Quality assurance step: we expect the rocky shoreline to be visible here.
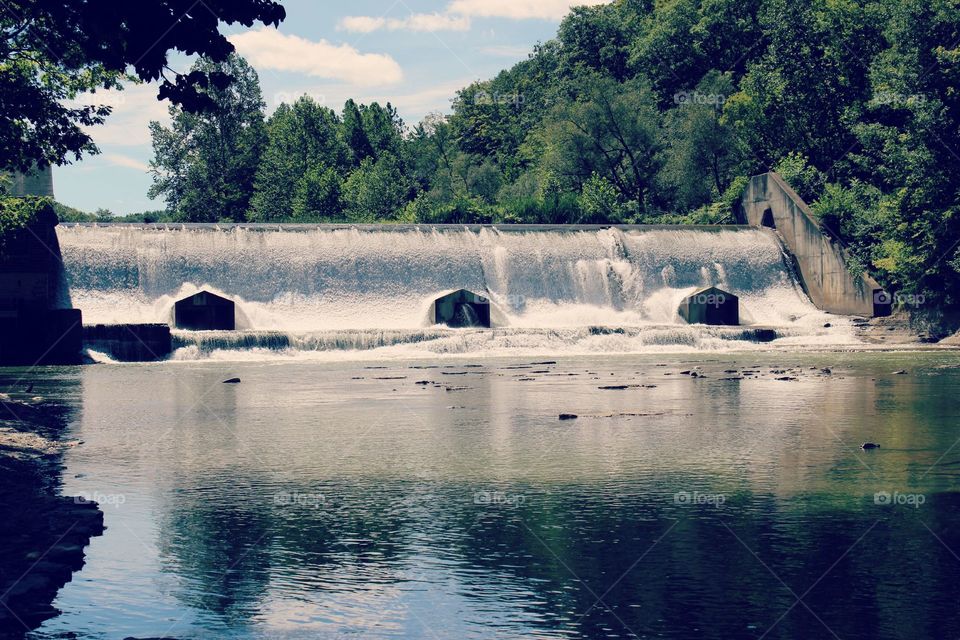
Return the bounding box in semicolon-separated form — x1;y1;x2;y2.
852;310;960;346
0;395;104;638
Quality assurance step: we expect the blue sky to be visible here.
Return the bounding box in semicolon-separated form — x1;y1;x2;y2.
56;0;608;215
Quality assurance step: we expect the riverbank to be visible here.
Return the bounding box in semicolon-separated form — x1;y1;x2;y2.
851;309;960;346
0;393;103;637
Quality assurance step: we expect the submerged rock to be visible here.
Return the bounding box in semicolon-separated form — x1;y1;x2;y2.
598;384;656;390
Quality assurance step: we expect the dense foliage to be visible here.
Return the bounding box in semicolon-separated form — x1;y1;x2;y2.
146;0;959;304
0;0;284;171
0;196;56;248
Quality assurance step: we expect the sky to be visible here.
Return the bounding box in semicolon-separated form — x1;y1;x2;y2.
55;0;609;215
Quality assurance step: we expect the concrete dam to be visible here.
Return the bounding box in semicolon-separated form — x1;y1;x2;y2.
56;223;849;360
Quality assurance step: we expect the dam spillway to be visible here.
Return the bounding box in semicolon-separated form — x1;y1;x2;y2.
55;224;844;358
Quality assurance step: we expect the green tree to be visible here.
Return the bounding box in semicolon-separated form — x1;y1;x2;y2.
661;71;743;210
292;166;342;221
0;0;284;171
530;73;662;217
362;102;404;159
557;2;635;81
248;96;347;221
578;172;627;223
843;0;960;303
630;0;763;106
342;99;374;167
148;55;266;222
722;0;885;172
406;113;463;194
342;153;411;221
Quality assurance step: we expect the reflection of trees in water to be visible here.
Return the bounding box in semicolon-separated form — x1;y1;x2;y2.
156;477;414;623
158;487;272;621
150;432;960;638
439;486;960;639
153;472;960;638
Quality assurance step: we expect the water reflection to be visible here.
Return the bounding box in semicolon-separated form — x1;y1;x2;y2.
32;354;960;638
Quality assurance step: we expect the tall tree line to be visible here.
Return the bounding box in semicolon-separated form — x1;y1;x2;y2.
147;0;960;305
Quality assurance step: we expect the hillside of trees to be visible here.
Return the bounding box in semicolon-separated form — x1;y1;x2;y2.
145;0;959;305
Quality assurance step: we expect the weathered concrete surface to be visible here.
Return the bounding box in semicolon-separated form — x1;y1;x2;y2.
678;286;739;326
740;172;888;317
61;222;755;234
0;202;68;310
83;323;172;362
0;202;82;364
9;166;54;198
0;309;83;365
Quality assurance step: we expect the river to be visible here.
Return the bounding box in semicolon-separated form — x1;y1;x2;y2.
22;350;960;639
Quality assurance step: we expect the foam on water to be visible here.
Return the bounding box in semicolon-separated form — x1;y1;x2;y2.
57;224;855;359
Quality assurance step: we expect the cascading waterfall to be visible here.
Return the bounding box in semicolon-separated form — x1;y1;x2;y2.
57;224;852;359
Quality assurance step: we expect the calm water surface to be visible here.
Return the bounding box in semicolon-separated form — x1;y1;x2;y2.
21;352;960;639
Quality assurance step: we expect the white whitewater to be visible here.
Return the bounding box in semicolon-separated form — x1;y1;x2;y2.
56;224;854;358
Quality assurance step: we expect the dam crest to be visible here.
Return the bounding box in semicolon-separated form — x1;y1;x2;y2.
56;223;847;359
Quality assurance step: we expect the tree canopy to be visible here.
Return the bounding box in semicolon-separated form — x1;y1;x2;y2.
138;0;960;307
0;0;284;171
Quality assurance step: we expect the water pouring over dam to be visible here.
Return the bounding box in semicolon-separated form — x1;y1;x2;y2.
56;224;847;359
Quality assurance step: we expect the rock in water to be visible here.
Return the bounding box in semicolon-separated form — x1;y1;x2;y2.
861;442;881;450
223;378;241;384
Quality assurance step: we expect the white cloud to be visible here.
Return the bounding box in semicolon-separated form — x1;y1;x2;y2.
448;0;611;20
379;80;471;118
229;27;403;86
339;13;471;33
340;0;612;34
338;16;386;33
403;13;471;31
103;154;150;172
72;84;170;147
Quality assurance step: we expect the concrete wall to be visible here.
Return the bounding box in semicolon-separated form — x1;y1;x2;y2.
83;324;172;362
10;166;54;198
0;202;82;364
0;203;71;310
740;172;886;317
0;309;83;365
